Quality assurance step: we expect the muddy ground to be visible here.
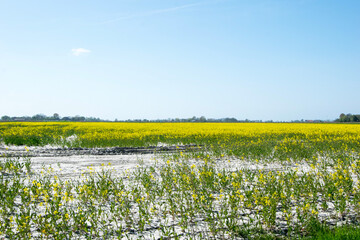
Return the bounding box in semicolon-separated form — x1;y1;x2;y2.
0;145;356;239
0;144;207;180
0;144;290;179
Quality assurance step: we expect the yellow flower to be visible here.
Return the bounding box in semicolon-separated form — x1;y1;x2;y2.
311;209;318;215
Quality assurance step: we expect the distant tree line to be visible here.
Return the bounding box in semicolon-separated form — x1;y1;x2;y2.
0;114;257;123
335;113;360;123
119;116;248;123
0;113;106;122
1;113;358;123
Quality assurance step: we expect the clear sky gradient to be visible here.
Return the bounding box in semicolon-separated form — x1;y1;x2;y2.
1;0;359;121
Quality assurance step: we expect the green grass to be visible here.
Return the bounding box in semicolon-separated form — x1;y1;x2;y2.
306;222;360;240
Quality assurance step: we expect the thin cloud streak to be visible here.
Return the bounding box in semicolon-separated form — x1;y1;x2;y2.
72;48;91;56
98;2;205;25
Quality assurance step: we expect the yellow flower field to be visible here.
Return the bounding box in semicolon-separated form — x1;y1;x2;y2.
1;122;360;160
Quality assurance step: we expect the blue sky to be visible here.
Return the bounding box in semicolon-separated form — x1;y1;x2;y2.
1;0;359;121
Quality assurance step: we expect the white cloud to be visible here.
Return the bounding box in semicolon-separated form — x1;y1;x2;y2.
99;2;207;25
72;48;91;56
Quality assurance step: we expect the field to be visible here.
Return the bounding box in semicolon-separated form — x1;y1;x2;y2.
1;122;360;239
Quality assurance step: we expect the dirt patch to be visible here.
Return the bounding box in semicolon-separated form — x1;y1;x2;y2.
0;144;202;157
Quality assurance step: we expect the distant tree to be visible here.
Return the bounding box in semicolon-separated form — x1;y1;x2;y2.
199;116;207;122
53;113;60;120
356;115;360;122
337;113;360;122
1;115;11;121
223;117;238;122
72;115;85;122
350;115;359;122
346;114;353;122
32;114;47;121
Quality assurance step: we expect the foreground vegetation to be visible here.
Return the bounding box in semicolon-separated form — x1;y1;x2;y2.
1;151;360;239
1;122;360;239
